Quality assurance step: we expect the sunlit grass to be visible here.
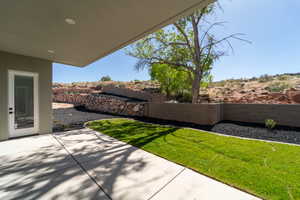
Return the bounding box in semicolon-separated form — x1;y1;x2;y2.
87;118;300;200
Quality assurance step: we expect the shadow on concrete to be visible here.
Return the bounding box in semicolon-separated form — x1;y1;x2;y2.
0;126;179;200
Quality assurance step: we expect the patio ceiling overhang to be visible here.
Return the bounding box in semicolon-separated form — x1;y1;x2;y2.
0;0;214;67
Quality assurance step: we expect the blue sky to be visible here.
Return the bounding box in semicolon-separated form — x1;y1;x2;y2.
53;0;300;83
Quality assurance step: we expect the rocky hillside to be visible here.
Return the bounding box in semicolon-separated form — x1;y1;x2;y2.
204;73;300;104
53;80;160;94
53;73;300;104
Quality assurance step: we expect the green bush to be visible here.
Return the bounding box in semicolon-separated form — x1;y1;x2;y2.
265;119;277;130
265;82;291;92
175;90;193;103
277;75;291;81
100;75;112;82
150;64;192;99
211;80;226;87
258;74;273;83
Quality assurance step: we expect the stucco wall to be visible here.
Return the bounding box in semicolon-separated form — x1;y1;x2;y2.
146;103;222;125
0;51;52;140
145;103;300;128
102;85;165;103
223;104;300;127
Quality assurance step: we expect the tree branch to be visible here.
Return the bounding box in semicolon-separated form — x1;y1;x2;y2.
199;21;226;47
191;15;201;66
201;33;251;52
196;8;205;24
173;23;193;52
151;57;194;72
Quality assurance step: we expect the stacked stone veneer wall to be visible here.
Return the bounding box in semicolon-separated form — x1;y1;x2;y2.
102;85;165;103
53;93;145;116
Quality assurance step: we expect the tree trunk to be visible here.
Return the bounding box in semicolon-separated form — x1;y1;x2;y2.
191;72;201;104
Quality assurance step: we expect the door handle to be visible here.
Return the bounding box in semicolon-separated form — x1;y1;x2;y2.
9;111;14;114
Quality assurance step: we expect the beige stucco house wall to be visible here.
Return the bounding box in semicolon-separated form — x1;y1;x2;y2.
0;51;52;140
0;0;213;141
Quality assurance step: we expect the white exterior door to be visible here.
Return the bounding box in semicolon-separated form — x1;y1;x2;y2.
8;70;39;138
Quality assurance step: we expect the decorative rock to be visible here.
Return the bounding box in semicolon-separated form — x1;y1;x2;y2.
133;105;140;112
291;93;300;103
286;89;300;103
53;92;146;116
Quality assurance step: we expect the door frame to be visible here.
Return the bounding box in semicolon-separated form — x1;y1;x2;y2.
8;70;39;138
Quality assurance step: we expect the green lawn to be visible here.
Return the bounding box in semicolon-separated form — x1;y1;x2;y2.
87;118;300;200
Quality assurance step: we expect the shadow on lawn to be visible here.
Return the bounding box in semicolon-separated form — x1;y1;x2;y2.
0;125;178;200
89;120;179;147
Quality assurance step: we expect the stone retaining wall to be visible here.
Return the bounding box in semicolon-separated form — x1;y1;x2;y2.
53;93;145;116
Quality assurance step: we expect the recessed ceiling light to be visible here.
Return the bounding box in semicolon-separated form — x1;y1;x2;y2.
47;50;55;54
65;18;76;25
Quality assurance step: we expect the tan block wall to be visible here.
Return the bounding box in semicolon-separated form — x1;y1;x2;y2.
146;103;222;125
102;85;165;103
0;51;52;140
223;104;300;127
145;103;300;128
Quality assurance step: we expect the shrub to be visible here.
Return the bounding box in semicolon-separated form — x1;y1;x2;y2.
175;90;193;103
150;64;192;99
100;75;112;82
258;74;273;83
265;119;277;130
211;80;226;87
277;75;291;81
249;76;258;82
265;82;291;92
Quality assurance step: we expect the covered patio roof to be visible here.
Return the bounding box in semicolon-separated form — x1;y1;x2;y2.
0;0;213;67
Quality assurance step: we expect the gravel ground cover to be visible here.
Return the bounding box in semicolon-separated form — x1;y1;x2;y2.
53;103;300;145
53;103;117;131
212;121;300;145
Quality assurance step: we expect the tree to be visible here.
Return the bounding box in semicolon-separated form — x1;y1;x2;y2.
150;64;191;99
150;63;212;102
126;2;249;104
100;75;112;82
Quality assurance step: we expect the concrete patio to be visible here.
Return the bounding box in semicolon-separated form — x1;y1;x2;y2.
0;129;259;200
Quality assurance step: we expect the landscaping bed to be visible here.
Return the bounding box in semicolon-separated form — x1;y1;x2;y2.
212;121;300;145
87;118;300;200
53;103;117;132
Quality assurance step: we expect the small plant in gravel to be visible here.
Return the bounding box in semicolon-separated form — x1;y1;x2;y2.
265;119;277;130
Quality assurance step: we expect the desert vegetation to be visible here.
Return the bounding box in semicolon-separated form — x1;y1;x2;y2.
54;72;300;104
